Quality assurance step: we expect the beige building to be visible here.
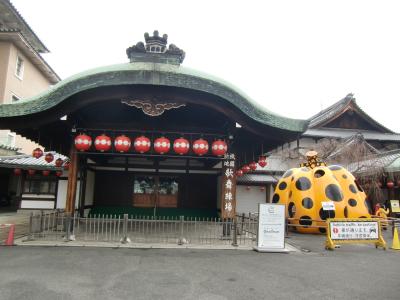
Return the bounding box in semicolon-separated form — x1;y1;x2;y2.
0;0;59;154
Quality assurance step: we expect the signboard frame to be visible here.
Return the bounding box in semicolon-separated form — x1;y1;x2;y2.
390;200;400;213
254;203;288;253
325;218;386;250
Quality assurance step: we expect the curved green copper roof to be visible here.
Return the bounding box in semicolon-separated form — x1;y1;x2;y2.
0;62;308;132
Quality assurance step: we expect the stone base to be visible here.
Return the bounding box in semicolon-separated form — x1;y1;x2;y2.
253;246;290;253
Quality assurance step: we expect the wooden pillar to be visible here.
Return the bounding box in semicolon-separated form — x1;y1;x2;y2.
65;146;78;213
220;153;237;219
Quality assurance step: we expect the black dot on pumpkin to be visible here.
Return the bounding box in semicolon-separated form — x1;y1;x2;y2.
325;184;343;202
329;165;342;171
296;177;312;191
319;208;335;220
283;170;293;178
319;228;326;234
349;184;357;194
302;197;313;209
272;193;280;203
288;202;296;218
342;174;348;179
279;181;287;190
344;206;348;218
299;216;312;226
314;169;325;178
348;199;357;207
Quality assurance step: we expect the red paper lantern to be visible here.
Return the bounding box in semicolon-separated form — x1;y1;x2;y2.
55;158;64;167
258;155;267;168
192;138;209;156
55;171;63;177
236;169;244;177
173;137;190;155
387;180;394;189
94;134;112;152
211;140;227;156
42;170;50;176
44;153;54;163
242;165;251;173
114;135;131;153
27;169;36;176
249;161;257;171
32;147;43;159
74;134;92;152
13;168;22;176
134;136;151;153
154;137;170;154
63;161;70;170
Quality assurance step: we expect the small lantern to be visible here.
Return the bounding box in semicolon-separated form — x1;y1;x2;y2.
192;138;209;156
55;158;64;167
13;168;22;176
94;134;112;152
154;137;171;154
236;169;244;177
249;161;257;171
42;170;50;176
27;169;36;176
173;137;190;155
114;135;131;153
387;180;394;189
74;134;92;152
63;161;70;170
258;155;267;168
55;171;63;177
44;153;54;163
211;140;227;156
32;147;43;159
134;136;151;153
242;165;251;174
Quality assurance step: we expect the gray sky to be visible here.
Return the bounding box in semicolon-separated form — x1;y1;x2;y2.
12;0;400;132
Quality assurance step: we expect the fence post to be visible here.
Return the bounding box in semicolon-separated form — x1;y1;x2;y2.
232;217;238;247
25;212;34;241
121;214;130;244
178;215;185;245
40;210;44;235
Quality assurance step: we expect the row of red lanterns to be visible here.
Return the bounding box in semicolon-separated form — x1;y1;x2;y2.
31;149;67;167
236;155;268;177
13;168;63;177
74;134;228;156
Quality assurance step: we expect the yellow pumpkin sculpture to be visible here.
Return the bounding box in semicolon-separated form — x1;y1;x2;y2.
272;151;371;233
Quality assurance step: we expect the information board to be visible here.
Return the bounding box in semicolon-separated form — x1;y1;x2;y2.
256;204;286;251
390;200;400;213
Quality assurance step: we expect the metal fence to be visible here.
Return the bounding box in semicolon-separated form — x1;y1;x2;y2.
26;211;258;247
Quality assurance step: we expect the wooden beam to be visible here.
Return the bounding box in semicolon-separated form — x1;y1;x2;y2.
65;145;78;213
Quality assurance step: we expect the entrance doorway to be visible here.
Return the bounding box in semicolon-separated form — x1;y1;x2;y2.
133;176;178;208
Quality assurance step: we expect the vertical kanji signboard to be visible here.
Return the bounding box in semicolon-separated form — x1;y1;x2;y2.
221;153;236;219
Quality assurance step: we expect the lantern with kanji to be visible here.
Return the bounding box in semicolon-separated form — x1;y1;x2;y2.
55;158;63;167
242;165;251;173
63;161;70;170
387;180;394;189
74;134;92;152
13;168;22;176
27;169;36;176
42;170;50;176
249;161;257;171
114;135;131;153
192;138;209;156
173;137;190;155
32;147;43;159
94;134;112;152
56;171;63;177
236;169;244;177
211;140;227;156
258;155;267;168
154;137;170;154
44;153;54;163
134;136;151;153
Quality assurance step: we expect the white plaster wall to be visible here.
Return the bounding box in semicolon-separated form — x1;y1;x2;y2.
236;185;266;214
21;200;54;209
56;179;80;209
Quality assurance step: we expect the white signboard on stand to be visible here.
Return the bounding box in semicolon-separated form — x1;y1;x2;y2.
322;201;335;211
254;203;288;253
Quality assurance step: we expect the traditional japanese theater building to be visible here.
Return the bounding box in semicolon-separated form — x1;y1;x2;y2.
0;31;307;218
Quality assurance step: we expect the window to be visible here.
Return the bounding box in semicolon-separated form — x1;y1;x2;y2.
11;94;20;102
15;56;24;79
23;177;57;195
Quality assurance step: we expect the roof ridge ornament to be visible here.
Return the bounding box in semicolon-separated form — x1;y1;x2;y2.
121;98;186;117
126;30;185;65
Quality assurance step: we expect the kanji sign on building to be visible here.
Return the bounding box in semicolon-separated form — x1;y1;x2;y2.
221;153;236;219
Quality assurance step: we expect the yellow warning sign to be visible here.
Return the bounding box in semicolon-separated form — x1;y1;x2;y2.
325;218;386;250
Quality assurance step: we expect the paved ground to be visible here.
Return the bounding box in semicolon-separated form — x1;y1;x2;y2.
0;212;29;243
0;242;399;300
